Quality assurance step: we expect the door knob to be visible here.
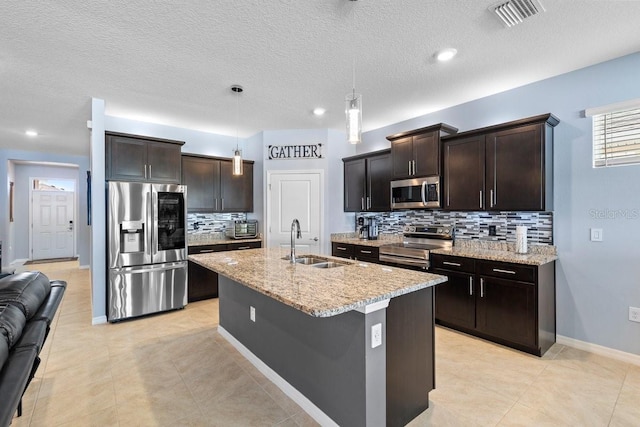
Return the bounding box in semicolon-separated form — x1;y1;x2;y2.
312;237;318;241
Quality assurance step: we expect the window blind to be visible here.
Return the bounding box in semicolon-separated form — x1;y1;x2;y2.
592;107;640;168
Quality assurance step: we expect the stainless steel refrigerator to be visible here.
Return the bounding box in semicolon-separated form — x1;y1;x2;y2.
107;181;187;321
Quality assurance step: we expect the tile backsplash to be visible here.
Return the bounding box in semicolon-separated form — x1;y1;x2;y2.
356;210;553;245
187;212;247;237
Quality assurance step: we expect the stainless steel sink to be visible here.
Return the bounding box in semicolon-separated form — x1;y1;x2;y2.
312;261;346;269
281;255;348;268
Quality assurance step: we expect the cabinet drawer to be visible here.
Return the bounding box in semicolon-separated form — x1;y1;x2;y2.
354;245;379;261
188;244;227;255
332;242;354;258
477;261;535;283
227;241;261;251
430;254;475;273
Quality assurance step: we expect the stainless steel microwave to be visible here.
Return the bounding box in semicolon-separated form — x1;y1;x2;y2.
390;176;441;209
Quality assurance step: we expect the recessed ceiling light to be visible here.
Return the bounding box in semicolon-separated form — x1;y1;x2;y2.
313;107;326;116
25;130;38;137
435;48;458;62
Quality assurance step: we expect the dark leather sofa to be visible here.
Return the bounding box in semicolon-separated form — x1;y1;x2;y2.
0;271;66;427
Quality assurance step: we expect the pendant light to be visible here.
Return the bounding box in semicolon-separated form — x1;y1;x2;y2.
345;0;362;144
231;84;244;176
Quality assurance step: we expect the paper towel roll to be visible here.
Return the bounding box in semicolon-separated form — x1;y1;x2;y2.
515;226;528;254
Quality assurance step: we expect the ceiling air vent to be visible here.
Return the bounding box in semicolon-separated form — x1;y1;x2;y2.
491;0;545;27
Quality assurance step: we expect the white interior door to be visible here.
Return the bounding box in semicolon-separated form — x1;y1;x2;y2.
32;190;75;260
267;171;322;255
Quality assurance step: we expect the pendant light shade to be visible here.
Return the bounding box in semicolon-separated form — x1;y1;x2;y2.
231;84;244;176
345;91;362;144
232;148;243;175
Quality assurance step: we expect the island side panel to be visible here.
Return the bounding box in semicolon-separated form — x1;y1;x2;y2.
386;286;435;427
218;276;386;427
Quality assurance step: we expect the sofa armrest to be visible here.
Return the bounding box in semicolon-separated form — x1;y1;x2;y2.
0;346;38;427
32;281;67;326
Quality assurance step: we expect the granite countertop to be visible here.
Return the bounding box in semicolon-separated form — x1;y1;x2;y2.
330;233;557;266
188;237;262;247
189;247;447;318
430;247;557;266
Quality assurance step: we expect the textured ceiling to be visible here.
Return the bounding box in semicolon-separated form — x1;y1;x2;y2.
1;0;640;156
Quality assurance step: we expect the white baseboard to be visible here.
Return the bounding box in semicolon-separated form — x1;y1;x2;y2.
79;264;90;270
218;326;338;427
557;335;640;366
92;315;107;325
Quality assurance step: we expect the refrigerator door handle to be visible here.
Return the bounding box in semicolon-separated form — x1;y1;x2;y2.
152;190;158;256
115;261;187;275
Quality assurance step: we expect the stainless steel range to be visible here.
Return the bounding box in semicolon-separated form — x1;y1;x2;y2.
379;225;454;270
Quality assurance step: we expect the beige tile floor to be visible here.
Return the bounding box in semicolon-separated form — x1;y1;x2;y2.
9;260;640;426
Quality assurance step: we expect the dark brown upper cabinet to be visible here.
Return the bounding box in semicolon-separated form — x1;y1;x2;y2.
387;123;457;179
442;114;559;211
181;154;253;213
443;135;486;211
343;149;392;212
106;132;184;183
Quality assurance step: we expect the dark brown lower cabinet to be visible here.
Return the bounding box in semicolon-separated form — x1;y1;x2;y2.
432;253;555;356
434;269;476;330
331;242;379;262
188;260;220;302
188;241;262;302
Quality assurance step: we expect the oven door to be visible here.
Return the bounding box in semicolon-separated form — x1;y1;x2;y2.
390;176;440;209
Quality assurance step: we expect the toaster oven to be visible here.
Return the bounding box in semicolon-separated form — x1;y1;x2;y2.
226;220;258;239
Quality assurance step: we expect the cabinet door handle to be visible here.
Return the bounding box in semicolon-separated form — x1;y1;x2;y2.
490;189;494;208
408;161;412;176
144;164;147;179
149;164;152;178
361;197;365;211
236;246;250;250
367;197;371;209
469;276;473;296
412;160;416;176
336;246;347;251
361;250;372;254
492;268;516;274
480;278;485;297
443;261;461;267
479;190;483;209
199;249;215;253
221;198;224;210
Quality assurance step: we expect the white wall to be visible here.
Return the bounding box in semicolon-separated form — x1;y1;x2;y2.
360;52;640;356
260;129;355;254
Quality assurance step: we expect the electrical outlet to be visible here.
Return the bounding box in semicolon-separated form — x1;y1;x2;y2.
250;306;256;322
488;225;497;236
590;228;603;242
371;323;382;348
630;306;640;323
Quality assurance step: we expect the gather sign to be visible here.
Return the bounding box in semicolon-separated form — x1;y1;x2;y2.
267;144;323;160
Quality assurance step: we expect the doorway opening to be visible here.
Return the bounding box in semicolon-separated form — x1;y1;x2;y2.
30;177;77;261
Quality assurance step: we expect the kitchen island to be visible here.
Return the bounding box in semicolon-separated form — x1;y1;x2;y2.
189;247;447;427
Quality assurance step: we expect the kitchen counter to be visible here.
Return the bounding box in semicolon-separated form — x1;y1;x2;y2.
196;246;445;426
330;233;557;266
431;246;557;266
189;247;447;317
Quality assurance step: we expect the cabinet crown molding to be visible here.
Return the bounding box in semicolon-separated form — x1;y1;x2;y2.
386;123;458;141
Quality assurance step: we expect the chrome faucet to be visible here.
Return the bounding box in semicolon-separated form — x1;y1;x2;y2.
290;219;301;263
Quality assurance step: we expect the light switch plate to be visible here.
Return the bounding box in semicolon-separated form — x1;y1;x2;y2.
250;306;256;322
590;228;603;242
